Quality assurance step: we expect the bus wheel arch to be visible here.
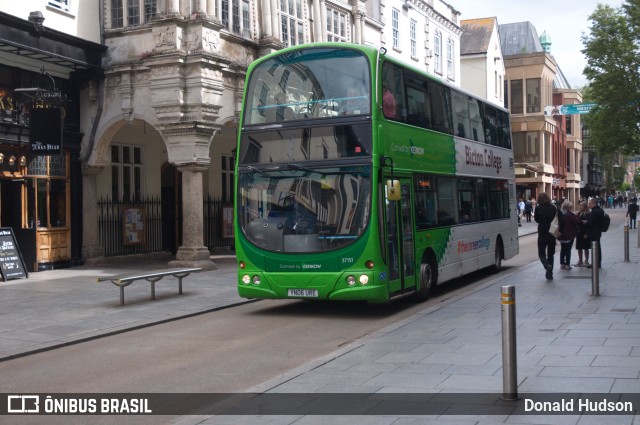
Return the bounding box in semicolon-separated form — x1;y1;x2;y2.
415;250;438;302
491;236;504;273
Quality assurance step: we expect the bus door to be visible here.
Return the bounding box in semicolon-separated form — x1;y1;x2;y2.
385;177;416;294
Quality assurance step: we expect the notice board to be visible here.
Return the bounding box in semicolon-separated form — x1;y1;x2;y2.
122;207;146;245
0;227;28;282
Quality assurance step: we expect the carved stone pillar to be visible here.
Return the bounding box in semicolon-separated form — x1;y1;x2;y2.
169;164;217;270
167;0;180;17
206;0;216;17
81;165;105;264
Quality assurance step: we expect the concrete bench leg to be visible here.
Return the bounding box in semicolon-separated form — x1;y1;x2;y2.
120;286;125;306
146;276;164;300
173;272;194;295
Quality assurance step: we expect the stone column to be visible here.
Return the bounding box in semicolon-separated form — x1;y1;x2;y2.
206;0;216;17
167;0;180;16
262;0;273;37
169;164;217;270
81;165;105;264
271;0;279;40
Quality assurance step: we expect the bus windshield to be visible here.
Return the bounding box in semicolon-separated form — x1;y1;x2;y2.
238;165;371;253
243;47;371;125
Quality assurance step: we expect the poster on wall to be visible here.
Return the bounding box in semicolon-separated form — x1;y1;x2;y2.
122;207;146;246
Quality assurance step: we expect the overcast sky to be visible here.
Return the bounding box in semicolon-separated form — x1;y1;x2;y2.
451;0;626;88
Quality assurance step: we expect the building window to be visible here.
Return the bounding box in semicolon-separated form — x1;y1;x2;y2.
566;114;572;135
526;78;541;113
111;145;144;202
127;0;140;25
48;0;71;12
222;0;251;37
279;0;304;47
222;155;234;202
327;8;348;42
510;79;523;114
446;37;454;80
434;30;442;74
26;154;70;229
392;9;399;50
410;19;417;58
110;0;157;28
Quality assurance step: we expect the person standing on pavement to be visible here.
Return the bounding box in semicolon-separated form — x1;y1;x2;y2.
558;201;578;270
583;197;604;269
626;200;638;229
574;201;590;267
535;192;564;280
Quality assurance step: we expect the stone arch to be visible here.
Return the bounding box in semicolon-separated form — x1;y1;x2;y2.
87;114;167;167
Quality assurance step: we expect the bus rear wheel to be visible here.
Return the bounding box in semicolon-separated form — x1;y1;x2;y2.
491;239;504;273
415;256;437;302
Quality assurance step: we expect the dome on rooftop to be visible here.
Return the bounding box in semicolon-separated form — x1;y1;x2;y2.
540;30;551;52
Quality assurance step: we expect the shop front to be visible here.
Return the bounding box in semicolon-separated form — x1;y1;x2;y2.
0;11;104;271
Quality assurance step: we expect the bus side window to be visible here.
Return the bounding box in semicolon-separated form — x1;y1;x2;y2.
429;80;452;135
414;174;436;229
451;91;470;138
381;62;406;121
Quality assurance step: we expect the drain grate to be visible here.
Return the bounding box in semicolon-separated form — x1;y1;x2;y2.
562;276;591;279
611;308;636;313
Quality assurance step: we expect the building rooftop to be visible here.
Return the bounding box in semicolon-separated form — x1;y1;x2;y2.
460;17;497;56
499;21;543;56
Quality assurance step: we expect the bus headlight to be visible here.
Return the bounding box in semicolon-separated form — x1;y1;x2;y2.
346;275;357;286
252;275;261;285
242;275;251;285
359;274;369;285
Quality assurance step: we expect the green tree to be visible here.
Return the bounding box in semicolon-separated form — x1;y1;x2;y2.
582;1;640;155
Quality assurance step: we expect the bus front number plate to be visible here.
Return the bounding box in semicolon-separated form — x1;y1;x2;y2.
288;289;318;298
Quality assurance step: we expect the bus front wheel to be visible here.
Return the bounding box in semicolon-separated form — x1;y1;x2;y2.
415;255;437;302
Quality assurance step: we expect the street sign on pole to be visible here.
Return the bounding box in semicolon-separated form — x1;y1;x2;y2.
543;103;596;116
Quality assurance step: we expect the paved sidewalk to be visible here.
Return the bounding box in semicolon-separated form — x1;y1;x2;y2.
0;254;247;360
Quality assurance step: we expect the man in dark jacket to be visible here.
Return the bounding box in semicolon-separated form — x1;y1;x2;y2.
535;192;564;280
584;197;604;268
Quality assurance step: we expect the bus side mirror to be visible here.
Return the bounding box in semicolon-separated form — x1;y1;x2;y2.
386;180;401;201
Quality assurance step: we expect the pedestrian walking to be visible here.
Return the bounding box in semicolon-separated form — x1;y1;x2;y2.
626;200;638;229
558;201;578;270
530;197;536;218
535;192;564;280
517;198;525;227
524;199;533;222
584;197;604;269
574;200;590;267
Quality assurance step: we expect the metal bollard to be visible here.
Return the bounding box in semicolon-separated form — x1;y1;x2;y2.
501;285;519;400
591;241;599;296
624;225;630;262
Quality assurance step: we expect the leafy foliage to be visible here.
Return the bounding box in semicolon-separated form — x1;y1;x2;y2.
582;2;640;155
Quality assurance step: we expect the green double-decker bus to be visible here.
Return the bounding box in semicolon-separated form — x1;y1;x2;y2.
235;43;519;303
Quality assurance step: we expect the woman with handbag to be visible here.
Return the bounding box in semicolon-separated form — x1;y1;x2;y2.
535;192;564;280
574;201;590;267
558;201;578;270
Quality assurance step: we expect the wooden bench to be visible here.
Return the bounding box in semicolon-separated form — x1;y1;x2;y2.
96;268;202;305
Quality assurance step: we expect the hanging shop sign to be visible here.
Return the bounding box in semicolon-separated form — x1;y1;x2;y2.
29;107;63;155
14;67;66;156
